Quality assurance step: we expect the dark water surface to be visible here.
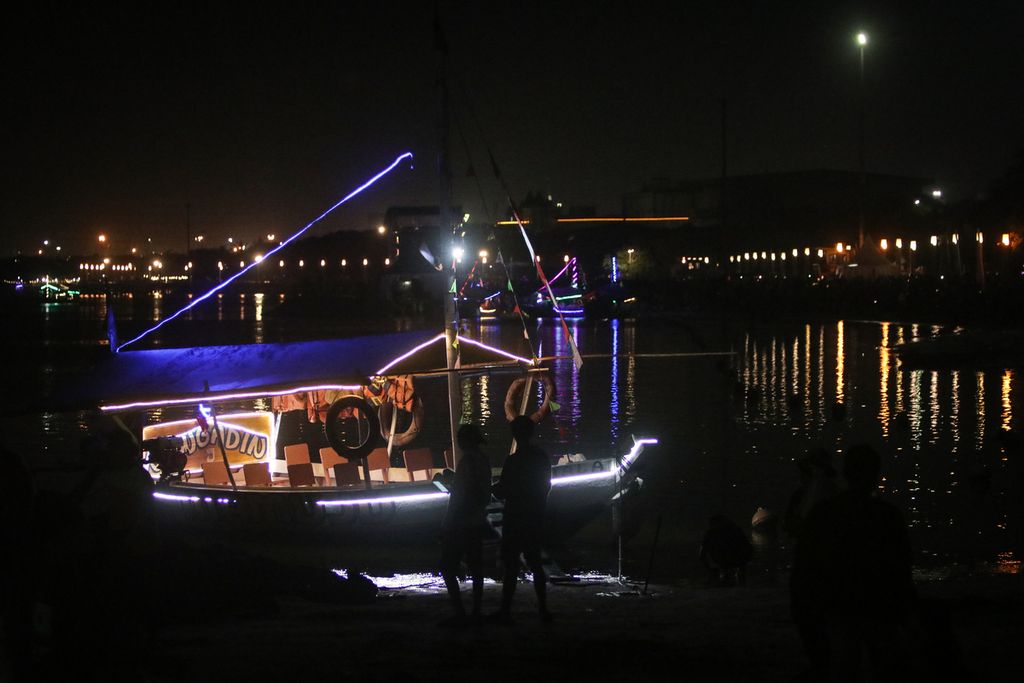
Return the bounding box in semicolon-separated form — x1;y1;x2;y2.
4;292;1021;581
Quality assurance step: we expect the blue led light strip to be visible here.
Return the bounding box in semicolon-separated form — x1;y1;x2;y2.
116;152;414;352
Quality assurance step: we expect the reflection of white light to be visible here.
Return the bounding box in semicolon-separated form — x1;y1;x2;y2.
153;492;232;505
375;334;446;375
551;437;658;486
317;491;448;507
457;336;534;365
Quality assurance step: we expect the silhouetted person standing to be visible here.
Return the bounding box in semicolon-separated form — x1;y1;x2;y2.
791;444;915;682
439;424;492;624
492;416;552;623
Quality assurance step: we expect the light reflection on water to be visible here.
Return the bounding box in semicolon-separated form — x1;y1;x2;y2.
8;308;1022;577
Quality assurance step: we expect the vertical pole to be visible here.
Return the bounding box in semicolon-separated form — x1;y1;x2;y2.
720;98;728;268
186;203;192;293
858;45;866;249
436;11;461;465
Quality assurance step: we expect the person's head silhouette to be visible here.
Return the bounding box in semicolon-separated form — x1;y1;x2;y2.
843;444;880;495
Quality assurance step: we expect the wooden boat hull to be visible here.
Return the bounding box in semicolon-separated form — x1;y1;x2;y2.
150;440;656;548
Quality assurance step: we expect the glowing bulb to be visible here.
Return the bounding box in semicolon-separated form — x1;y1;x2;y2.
836;242;844;254
857;32;868;46
452;246;465;262
880;239;888;250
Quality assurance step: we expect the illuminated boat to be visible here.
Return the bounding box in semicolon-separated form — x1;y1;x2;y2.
69;329;657;546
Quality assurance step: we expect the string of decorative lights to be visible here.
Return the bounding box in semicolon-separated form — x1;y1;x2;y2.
115;152;414;352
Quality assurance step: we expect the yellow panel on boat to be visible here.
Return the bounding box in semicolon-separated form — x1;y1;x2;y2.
142;411;275;467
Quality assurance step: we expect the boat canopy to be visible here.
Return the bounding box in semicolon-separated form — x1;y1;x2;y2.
56;330;535;413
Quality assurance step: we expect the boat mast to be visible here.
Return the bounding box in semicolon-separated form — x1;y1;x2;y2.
436;12;461;466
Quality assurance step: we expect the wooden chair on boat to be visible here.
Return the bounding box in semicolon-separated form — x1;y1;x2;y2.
202;461;230;486
287;463;316;487
332;462;362;486
242;462;272;487
366;447;390;484
403;447;435;482
284;443;311;466
319;447;347;485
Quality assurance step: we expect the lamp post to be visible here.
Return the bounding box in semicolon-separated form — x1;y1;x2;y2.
856;32;868;248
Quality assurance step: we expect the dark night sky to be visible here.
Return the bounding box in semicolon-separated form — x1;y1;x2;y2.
3;1;1022;255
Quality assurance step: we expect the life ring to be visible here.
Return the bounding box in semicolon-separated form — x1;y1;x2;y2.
378;396;425;448
325;396;380;461
504;374;555;423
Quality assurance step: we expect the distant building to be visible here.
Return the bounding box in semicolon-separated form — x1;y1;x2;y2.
622;169;932;254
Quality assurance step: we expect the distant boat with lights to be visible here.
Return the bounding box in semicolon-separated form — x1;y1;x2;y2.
65;329;656;546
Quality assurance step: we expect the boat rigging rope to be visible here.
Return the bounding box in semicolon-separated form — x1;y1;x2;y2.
115;152;414;352
451;97;535;352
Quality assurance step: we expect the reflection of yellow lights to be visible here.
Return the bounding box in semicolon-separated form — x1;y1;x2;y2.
976;372;985;451
836;242;844;253
836;321;845;403
976;232;984;244
952;234;959;244
879;322;890;434
1002;370;1013;433
880;238;888;250
951;370;960;447
1001;233;1010;247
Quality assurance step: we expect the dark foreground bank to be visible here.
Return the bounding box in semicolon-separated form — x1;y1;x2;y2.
5;571;1022;682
